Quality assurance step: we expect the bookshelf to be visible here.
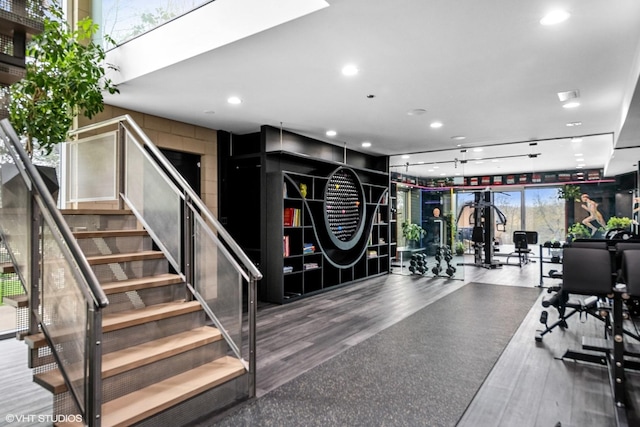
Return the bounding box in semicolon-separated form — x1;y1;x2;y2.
219;125;390;304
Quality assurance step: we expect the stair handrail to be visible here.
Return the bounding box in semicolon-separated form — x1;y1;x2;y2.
70;114;262;398
0;119;108;308
69;114;263;282
0;118;107;425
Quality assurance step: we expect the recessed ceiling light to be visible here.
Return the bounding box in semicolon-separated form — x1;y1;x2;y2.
473;148;483;152
563;101;580;109
576;158;585;162
407;108;427;116
574;153;583;156
361;141;371;148
430;121;443;128
227;96;242;104
491;159;500;163
540;10;570;26
455;172;461;176
440;173;446;176
326;130;337;137
428;169;434;172
566;121;582;127
341;64;359;76
576;165;584;169
557;90;580;102
418;161;425;164
433;166;439;169
451;136;466;140
475;161;484;164
577;164;585;167
402;154;410;159
571;137;583;143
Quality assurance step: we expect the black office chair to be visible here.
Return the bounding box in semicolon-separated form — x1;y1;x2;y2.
506;231;537;267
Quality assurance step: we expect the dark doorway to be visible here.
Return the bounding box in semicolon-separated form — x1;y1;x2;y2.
160;148;201;196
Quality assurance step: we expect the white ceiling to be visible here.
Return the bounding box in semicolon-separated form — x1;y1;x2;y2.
103;0;640;179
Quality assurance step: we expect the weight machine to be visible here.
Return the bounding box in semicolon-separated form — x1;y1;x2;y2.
535;241;640;426
456;190;507;269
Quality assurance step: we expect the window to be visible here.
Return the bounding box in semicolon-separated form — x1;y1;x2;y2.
525;187;565;243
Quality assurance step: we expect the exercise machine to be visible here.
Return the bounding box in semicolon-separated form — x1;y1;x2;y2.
537;241;640;426
456;190;507;269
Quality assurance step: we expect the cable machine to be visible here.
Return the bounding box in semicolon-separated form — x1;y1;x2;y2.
456;190;507;269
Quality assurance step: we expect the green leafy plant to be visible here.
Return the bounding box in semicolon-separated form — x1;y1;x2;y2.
557;185;582;202
455;241;465;255
606;216;632;230
402;221;426;243
6;4;119;157
567;222;591;240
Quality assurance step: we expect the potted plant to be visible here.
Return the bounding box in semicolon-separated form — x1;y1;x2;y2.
566;222;591;242
606;216;632;231
557;185;582;202
455;241;465;256
402;221;425;247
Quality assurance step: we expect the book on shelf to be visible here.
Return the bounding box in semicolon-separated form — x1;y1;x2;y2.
302;242;316;254
283;265;294;274
303;262;319;270
367;249;378;258
283;235;290;257
283;207;301;226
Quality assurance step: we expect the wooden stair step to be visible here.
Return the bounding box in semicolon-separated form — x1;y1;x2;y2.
1;251;165;273
34;326;223;394
72;229;148;239
60;209;132;215
0;262;15;274
101;273;183;295
102;300;202;333
3;294;27;308
26;300;203;348
86;250;165;265
101;356;245;427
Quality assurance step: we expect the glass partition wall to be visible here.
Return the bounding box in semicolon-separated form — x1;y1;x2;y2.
393;184;464;280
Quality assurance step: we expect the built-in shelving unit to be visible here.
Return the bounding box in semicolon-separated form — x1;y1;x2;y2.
219;125;390;304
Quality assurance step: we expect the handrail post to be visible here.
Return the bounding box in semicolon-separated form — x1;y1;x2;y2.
117;123;126;210
85;307;103;426
28;195;40;336
248;277;257;398
184;192;193;301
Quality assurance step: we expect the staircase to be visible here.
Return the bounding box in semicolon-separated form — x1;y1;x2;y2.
0;116;261;426
23;209;247;426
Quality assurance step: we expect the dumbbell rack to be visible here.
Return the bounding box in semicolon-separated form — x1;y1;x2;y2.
538;243;564;287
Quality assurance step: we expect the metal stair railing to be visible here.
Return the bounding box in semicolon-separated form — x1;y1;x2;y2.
0;119;108;426
68;115;262;398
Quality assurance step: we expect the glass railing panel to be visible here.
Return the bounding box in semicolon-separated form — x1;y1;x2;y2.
99;0;213;47
124;133;182;268
0;161;32;289
193;214;243;356
40;217;88;413
66;132;117;203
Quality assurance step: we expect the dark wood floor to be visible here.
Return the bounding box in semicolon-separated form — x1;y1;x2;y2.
252;256;640;426
1;256;638;426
